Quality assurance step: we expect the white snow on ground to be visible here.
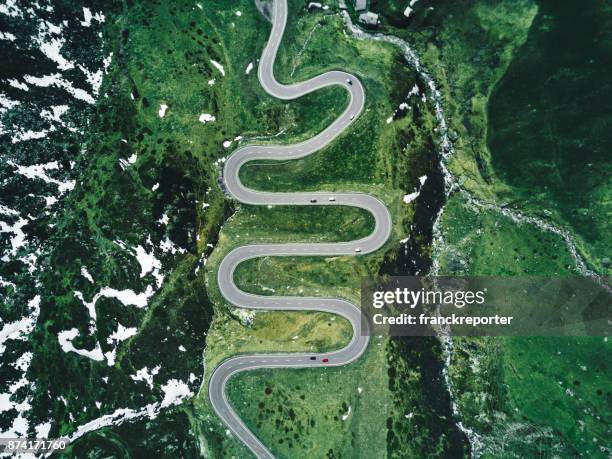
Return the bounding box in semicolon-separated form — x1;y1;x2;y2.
79;7;104;27
160;236;186;255
403;191;420;204
134;240;164;287
35;421;52;437
69;238;165;340
158;212;169;225
0;31;17;41
208;78;215;85
160;379;193;407
57;328;104;361
98;286;153;308
24;73;95;104
223;140;232;148
199;113;216;123
58;321;134;367
245;62;254;74
41;104;69;123
399;102;409;110
403;175;427;204
404;0;419;18
127;153;137;164
63;404;161;446
74;285;153;321
0;94;20;113
134;244;161;278
158;103;168;118
178;345;186;352
341;405;352;421
44;196;58;206
0;0;22;17
386;116;393;124
0;296;40;354
0;352;33;437
152;182;159;191
0;217;28;258
81;7;92;26
81;266;94;283
37;22;73;71
131;366;160;389
107;323;137;344
8;79;29;91
11;129;51;143
235;10;242;16
210;59;225;76
77;64;104;96
308;2;322;9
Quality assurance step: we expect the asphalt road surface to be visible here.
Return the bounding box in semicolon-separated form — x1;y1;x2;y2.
208;1;392;457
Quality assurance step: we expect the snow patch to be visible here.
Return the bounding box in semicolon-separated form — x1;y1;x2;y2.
81;266;94;283
131;366;160;389
199;113;216;123
160;379;193;407
107;323;137;344
0;31;17;41
402;191;420;204
160;236;186;255
0;296;40;354
210;59;225;76
58;328;104;361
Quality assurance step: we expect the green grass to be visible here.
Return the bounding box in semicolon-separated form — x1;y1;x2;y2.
226;340;390;459
235;255;365;303
225;205;375;245
487;0;612;273
437;193;611;457
193;0;442;456
436;193;576;276
366;1;612;456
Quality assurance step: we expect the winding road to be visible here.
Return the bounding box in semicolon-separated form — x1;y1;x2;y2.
208;1;392;457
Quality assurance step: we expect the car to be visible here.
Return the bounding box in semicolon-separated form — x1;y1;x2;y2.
355;248;361;253
310;198;317;203
349;114;355;120
310;356;316;361
328;197;336;202
322;358;329;363
346;78;352;85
